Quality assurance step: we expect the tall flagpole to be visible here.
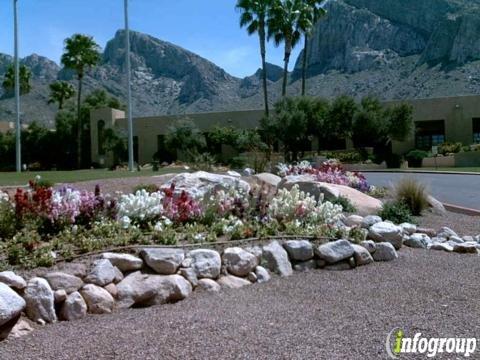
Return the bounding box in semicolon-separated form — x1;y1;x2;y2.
14;0;21;172
124;0;134;171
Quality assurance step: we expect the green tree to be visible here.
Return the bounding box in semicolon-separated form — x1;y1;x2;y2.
237;0;273;116
2;64;32;96
385;103;414;143
61;34;101;168
165;119;206;161
298;0;326;96
268;0;303;96
48;81;75;110
325;95;358;140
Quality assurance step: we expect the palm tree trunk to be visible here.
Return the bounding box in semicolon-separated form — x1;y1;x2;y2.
76;77;83;169
301;35;308;96
259;26;269;117
282;40;292;97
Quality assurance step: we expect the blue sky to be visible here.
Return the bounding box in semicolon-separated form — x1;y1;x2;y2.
0;0;301;78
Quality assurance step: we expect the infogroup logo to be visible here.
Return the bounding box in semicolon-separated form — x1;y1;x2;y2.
385;328;477;358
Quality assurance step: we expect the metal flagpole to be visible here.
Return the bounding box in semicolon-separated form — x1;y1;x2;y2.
14;0;21;172
124;0;134;171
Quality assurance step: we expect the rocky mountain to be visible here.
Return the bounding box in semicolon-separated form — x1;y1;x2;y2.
2;0;480;127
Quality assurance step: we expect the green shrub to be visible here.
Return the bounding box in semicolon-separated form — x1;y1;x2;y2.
394;178;428;216
406;149;429;168
378;201;414;224
330;196;356;213
321;150;363;163
0;200;17;240
438;142;463;155
368;186;389;199
132;184;160;194
189;152;217;171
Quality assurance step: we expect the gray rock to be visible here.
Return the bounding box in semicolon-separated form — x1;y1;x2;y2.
475;235;480;243
293;260;317;272
188;249;221;279
0;282;25;337
399;223;417;235
222;247;258;277
372;243;398;262
283;240;314;261
104;283;118;299
0;271;26;290
351;244;374;266
429;243;453;252
43;272;84;293
462;236;474;243
449;236;464;244
116;272;192;308
84;259;117;287
140;248;185;275
427;195;447;215
452;243;478;254
247;272;257;282
24;277;57;324
344;215;364;227
113;266;124;283
179;268;198;287
54;289;67;303
360;240;376;254
254;266;271;283
60;292;87;321
217;275;251;289
181;257;192;268
244;246;263;264
102;253;143;272
404;233;431;249
431;236;447;243
368;222;403;249
197;279;221;292
315;239;355;264
262;241;293;277
361;215;382;229
80;284;115;314
437;226;458;239
253;173;282;187
8;319;34;339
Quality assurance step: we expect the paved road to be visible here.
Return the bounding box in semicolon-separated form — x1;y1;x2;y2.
365;172;480;210
1;249;479;359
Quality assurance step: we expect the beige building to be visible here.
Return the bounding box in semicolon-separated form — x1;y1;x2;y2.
90;95;480;166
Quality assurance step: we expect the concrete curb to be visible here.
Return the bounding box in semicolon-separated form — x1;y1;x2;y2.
442;203;480;216
361;169;480;176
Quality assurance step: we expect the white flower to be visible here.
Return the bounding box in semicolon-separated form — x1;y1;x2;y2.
119;216;131;229
117;190;164;223
193;233;206;242
153;222;163;232
0;192;9;203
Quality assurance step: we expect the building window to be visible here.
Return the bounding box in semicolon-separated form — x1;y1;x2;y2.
415;120;445;150
97;120;106;155
473;118;480;144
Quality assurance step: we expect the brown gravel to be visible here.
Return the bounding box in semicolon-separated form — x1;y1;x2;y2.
416;210;480;236
1;248;479;359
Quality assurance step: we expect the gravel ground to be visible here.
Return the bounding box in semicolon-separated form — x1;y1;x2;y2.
1;248;479;359
416;210;480;236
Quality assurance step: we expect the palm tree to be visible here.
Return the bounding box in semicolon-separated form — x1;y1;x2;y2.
236;0;273;116
268;0;303;97
2;64;31;96
61;34;101;168
299;0;326;96
48;81;75;110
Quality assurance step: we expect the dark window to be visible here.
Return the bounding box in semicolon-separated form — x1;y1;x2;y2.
473;118;480;144
415;120;445;150
97;120;106;155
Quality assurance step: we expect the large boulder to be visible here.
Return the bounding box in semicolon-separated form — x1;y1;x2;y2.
197;279;221;292
43;272;84;294
165;171;251;199
24;277;57;324
344;215;364;227
0;271;26;290
255;266;271;283
262;241;293;277
315;239;355;264
60;292;87;321
283;240;314;262
222;247;258;277
140;248;185;275
368;222;403;249
404;233;431;249
217;275;251;289
116;272;192;308
429;242;453;252
361;215;382;228
372;243;398;261
102;253;143;272
80;284;115;314
351;244;374;266
253;173;282;187
188;249;221;279
84;259;117;287
427;195;446;215
0;283;26;340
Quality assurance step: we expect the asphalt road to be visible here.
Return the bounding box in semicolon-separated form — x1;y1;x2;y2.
365;172;480;210
1;249;479;360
